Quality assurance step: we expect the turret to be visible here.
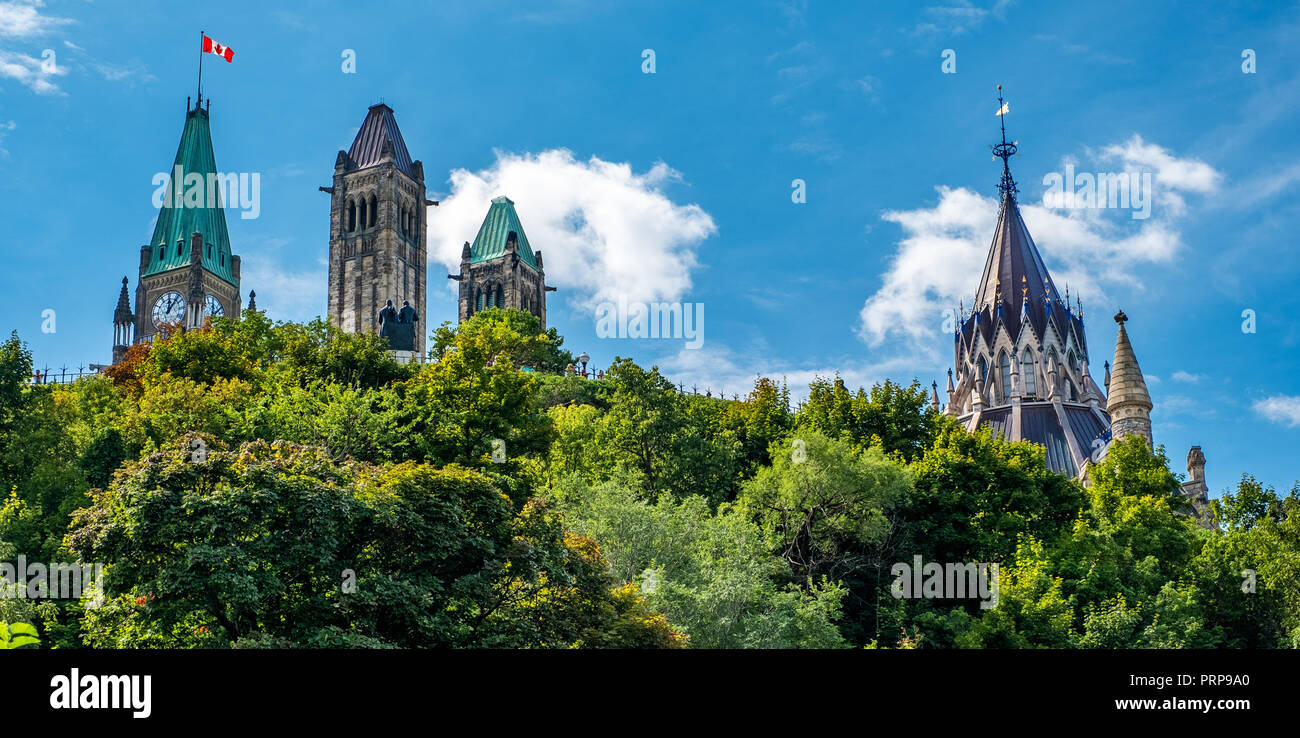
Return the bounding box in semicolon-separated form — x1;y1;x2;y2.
1181;446;1213;528
112;277;134;364
1105;310;1153;448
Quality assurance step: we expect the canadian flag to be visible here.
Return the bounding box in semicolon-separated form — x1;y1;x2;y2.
202;35;234;63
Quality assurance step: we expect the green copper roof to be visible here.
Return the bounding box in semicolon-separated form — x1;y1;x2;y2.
469;196;538;270
143;102;236;286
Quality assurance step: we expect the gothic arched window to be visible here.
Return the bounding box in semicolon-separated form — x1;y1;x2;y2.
978;355;988;385
1021;349;1036;396
496;285;505;309
999;350;1012;399
369;195;377;228
347;200;356;232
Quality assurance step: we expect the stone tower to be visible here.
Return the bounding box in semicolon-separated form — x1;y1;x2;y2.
449;196;553;328
120;94;241;358
112;277;134;364
1105;310;1153;448
942;92;1109;480
324;103;430;358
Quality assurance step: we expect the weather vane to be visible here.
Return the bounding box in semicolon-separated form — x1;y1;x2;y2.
991;85;1019;200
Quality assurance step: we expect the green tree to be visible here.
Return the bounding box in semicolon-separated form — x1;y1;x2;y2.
798;376;942;462
550;476;845;648
67;434;681;649
739;429;910;580
431;308;573;374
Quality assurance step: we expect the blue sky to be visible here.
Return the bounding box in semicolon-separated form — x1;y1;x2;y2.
2;0;1298;497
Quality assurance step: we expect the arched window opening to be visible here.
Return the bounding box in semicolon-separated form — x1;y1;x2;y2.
347;200;356;232
978;355;988;384
1021;350;1036;396
496;285;505;309
999;351;1012;399
369;196;377;228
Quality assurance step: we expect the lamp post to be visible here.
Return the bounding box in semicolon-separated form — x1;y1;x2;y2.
578;351;590;378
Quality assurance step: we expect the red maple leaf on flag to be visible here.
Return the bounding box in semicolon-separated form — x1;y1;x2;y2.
202;35;234;63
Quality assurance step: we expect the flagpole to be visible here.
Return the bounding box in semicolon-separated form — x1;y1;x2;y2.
197;30;204;106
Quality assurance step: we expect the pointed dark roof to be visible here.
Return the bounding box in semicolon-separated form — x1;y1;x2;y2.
959;191;1076;352
114;277;133;322
347;103;417;180
470;196;539;270
144;101;236;285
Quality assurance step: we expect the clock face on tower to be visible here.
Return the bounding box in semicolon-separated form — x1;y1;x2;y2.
151;291;186;328
204;294;224;318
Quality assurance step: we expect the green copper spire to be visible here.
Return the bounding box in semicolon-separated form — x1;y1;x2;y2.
143;100;236;285
469;196;538;270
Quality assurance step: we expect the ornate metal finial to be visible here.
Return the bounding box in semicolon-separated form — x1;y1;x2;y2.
991;85;1019;201
1114;309;1128;325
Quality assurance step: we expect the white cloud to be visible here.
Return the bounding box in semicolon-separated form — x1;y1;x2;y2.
1253;395;1300;428
238;237;327;323
1172;370;1202;383
93;59;154;84
0;119;15;156
1098;134;1220;216
0;1;71;39
911;1;999;36
0;47;65;94
858;135;1220;348
427;149;716;317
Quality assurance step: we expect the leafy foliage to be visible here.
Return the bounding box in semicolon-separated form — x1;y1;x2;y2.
0;312;1292;649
